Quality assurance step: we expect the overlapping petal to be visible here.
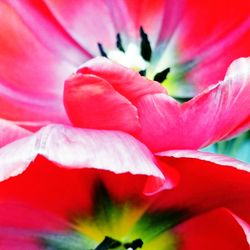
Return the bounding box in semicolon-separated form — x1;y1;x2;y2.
137;57;250;151
0;0;250;248
64;57;165;132
153;153;250;225
0;124;165;182
64;73;140;133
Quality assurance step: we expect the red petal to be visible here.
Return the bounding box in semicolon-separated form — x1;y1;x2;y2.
0;1;72;127
64;73;139;133
153;155;250;225
0;162;161;219
175;208;249;250
137;57;250;151
178;0;250;91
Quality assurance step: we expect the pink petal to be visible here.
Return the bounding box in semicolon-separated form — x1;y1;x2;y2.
5;0;91;65
175;208;249;250
0;1;73;127
77;57;165;102
0;119;31;147
137;57;250;151
0;124;164;182
177;0;250;92
44;0;117;54
64;73;139;133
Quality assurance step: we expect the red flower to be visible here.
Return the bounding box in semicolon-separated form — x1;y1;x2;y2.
1;0;250;126
0;125;250;249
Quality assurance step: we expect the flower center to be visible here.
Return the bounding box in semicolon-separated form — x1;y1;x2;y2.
97;27;196;101
97;27;171;84
40;182;179;250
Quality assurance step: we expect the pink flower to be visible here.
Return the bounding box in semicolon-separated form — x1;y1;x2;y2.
1;0;250;127
64;56;250;152
0;1;250;249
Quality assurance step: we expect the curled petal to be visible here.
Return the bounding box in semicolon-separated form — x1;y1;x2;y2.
64;73;139;133
153;153;250;225
137;57;250;151
77;57;166;103
156;150;250;173
232;214;250;246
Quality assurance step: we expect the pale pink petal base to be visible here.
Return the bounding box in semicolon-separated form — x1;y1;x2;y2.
156;150;250;173
0;119;31;147
0;124;164;183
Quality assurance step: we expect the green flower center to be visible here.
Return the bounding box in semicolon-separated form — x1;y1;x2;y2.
41;183;181;250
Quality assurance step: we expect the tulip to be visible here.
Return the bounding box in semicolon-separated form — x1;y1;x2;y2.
0;1;250;249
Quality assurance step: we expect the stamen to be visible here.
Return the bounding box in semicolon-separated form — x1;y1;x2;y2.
124;239;143;250
94;236;121;250
116;33;125;52
97;43;108;57
139;70;146;76
154;67;171;83
140;27;152;62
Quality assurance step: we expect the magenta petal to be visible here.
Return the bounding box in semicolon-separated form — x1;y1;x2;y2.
137;57;250;151
0;124;164;182
64;73;140;133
